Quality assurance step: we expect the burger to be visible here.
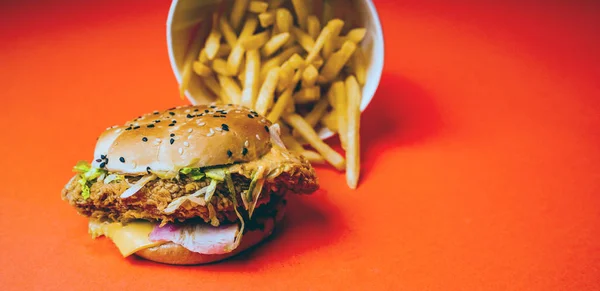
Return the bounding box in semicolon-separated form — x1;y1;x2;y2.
61;104;319;265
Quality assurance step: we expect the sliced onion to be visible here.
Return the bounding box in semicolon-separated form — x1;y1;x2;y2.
269;124;286;149
204;179;218;203
164;186;209;214
120;175;157;199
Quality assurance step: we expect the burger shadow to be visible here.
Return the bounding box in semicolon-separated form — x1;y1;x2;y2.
127;190;345;271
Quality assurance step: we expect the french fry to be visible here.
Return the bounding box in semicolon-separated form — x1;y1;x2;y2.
332;81;348;149
307;15;321;40
219;17;238;48
321;110;338;131
285;97;296;113
318;41;357;83
294;86;321;104
258;11;275;27
180;18;210;98
217;75;243;104
291;0;309;30
255;67;280;115
345;75;361;189
352;47;367;86
260;45;302;80
283;114;345;170
203;74;222;97
188;76;217;104
277;54;304;92
198;49;210;64
305;19;344;64
291;27;315;52
313;56;324;69
249;1;269;13
212;58;233;76
227;16;258;75
301;65;319;87
193;61;213;77
230;0;250;31
275;8;293;33
301;150;326;164
267;87;293;123
241;31;271;50
261;32;290;57
322;19;345;59
269;0;284;9
241;50;261;108
282;135;304;152
336;28;367;48
204;26;222;60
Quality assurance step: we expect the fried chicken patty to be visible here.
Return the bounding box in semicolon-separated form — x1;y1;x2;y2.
62;170;317;225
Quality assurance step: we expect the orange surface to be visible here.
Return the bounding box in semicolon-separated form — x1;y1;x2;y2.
1;1;599;290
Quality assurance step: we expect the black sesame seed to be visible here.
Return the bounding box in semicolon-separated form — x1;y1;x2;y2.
194;109;199;112
154;120;161;123
251;111;258;115
264;126;270;133
170;133;175;137
100;155;106;159
153;112;159;115
142;137;148;142
227;104;233;106
147;124;155;128
125;127;132;131
169;112;175;116
221;124;229;131
146;167;151;174
227;150;233;157
204;110;210;113
119;157;125;163
170;138;175;145
253;113;259;117
168;107;176;110
99;162;106;168
186;114;194;118
172;120;177;123
242;148;248;156
133;126;140;129
247;114;254;119
95;159;102;162
210;105;217;108
168;123;175;127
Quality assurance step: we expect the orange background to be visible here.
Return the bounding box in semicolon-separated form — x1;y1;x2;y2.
1;1;599;290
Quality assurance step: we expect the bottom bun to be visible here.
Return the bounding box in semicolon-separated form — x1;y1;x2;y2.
135;205;286;265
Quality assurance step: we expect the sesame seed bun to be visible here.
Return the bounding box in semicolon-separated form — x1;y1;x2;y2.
91;104;273;176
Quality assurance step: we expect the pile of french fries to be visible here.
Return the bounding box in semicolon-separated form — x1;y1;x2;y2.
180;0;366;189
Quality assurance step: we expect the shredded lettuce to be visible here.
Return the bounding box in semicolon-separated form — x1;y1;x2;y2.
224;170;245;252
164;185;208;214
104;174;124;184
72;161;107;200
205;168;225;181
180;167;206;181
204;179;219;202
247;168;266;219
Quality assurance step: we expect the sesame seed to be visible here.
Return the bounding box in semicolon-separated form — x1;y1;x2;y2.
221;124;229;131
256;134;261;140
170;138;175;145
119;157;125;163
215;127;223;132
99;162;106;168
264;126;270;133
155;120;161;123
153;111;159;115
205;110;210;113
227;150;232;157
125;127;132;131
147;167;151;174
194;109;199;112
188;128;193;133
170;133;175;137
185;109;190;113
96;159;102;162
169;124;175;127
101;155;106;159
210;105;217;108
186;114;194;118
247;114;254;119
198;122;206;126
178;148;183;155
244;140;249;147
147;124;155;128
207;129;215;137
172;120;177;123
235;110;241;113
133;126;140;129
242;148;248;155
169;112;175;116
142;137;148;142
184;141;189;147
131;162;137;168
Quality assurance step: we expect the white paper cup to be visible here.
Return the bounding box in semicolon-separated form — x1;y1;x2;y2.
166;0;384;140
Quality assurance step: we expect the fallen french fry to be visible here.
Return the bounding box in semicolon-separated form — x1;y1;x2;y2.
255;67;280;115
345;75;361;189
283;114;345;170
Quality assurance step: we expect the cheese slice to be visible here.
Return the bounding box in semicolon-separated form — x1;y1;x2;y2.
88;219;164;257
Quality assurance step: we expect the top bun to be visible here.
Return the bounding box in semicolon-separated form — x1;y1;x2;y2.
91;104;273;175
